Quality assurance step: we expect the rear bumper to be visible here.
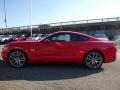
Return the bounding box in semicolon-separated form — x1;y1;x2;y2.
104;56;116;63
103;46;117;63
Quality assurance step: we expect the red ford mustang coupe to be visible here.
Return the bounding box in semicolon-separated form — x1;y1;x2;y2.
1;31;117;69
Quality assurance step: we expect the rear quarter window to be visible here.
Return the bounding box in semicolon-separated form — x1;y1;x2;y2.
70;34;89;41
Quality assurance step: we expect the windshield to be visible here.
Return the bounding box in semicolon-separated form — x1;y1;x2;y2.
37;34;51;41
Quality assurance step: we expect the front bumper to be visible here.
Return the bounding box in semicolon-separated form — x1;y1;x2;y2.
1;49;9;62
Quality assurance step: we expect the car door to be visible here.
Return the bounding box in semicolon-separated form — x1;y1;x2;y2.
36;33;73;62
69;33;90;63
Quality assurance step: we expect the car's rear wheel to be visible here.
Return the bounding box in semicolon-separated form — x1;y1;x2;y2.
84;51;103;69
8;50;27;68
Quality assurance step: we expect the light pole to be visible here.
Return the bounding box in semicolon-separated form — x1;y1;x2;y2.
30;0;32;37
4;0;7;34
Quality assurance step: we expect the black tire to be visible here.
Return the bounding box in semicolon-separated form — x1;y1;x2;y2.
84;51;103;69
8;50;27;68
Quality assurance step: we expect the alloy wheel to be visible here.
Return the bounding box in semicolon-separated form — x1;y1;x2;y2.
85;51;103;69
8;50;26;68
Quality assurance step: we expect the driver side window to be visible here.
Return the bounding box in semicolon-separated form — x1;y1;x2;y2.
50;34;70;42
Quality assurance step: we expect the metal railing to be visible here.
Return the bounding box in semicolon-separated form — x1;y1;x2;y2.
0;17;120;31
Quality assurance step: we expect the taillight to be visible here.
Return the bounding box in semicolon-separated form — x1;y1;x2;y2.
110;41;117;50
110;41;116;46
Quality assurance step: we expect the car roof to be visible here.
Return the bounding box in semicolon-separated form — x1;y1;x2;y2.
52;31;84;35
52;31;95;38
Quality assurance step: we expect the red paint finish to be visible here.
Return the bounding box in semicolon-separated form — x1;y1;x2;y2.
1;31;117;64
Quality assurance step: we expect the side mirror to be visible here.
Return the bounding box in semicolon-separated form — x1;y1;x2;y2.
43;39;50;43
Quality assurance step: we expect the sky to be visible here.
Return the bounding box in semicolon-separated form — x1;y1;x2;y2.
0;0;120;28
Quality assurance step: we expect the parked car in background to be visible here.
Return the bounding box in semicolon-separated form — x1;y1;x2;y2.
93;33;109;41
27;34;39;40
27;34;45;40
10;35;26;41
0;35;12;44
1;31;116;69
114;35;120;41
0;35;5;43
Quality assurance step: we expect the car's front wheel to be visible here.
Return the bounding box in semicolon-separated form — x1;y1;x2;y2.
84;51;103;69
8;50;27;68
